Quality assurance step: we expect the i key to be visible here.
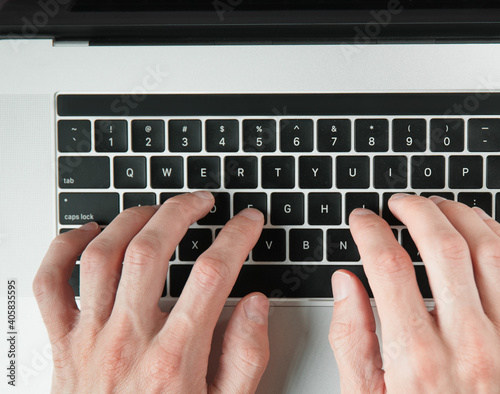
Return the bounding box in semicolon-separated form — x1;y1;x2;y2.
374;156;407;189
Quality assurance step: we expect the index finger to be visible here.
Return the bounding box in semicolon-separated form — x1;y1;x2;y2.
160;208;264;356
349;208;433;340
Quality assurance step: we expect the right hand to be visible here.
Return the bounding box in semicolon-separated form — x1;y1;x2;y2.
329;194;500;393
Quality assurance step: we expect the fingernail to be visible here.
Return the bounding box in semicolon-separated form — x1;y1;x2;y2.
332;271;351;302
429;195;446;205
193;191;213;200
239;208;264;221
351;208;375;216
80;222;98;231
243;295;269;325
390;193;410;201
473;207;491;220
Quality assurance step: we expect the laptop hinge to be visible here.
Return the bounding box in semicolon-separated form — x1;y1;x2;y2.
53;40;89;47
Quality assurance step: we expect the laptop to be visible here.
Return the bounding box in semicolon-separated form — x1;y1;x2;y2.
2;0;500;392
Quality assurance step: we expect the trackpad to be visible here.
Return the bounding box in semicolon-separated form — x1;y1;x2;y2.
208;305;341;394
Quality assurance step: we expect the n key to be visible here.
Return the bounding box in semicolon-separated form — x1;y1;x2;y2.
326;229;360;262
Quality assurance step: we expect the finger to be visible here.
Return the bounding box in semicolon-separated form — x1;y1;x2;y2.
473;207;500;237
113;192;214;318
79;205;159;323
388;195;483;316
210;293;270;394
349;208;432;339
33;222;100;343
431;198;500;326
329;270;386;394
161;208;264;363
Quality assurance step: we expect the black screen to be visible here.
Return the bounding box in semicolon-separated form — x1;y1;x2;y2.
71;0;500;12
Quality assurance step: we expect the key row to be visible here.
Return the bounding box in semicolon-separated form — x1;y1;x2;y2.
57;118;500;154
68;263;432;299
59;191;500;227
58;155;500;190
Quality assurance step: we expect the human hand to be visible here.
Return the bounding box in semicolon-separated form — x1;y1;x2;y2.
33;192;270;393
329;194;500;393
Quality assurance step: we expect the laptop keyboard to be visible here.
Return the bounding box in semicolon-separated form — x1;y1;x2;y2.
57;93;500;300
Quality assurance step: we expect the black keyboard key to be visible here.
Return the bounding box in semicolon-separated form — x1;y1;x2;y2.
114;156;146;189
271;193;304;225
308;193;341;225
458;193;493;215
317;119;351;152
59;193;119;225
95;120;128;152
420;192;455;200
468;119;500;152
59;156;110;189
243;119;276;152
151;156;184;189
198;193;230;225
160;192;182;204
336;156;370;189
401;229;422;262
355;119;389;152
123;193;156;209
170;264;432;298
299;156;332;189
233;193;267;224
58;120;91;153
430;119;464;152
69;265;80;296
253;229;286;262
168;120;202;152
487;156;500;189
262;156;295;189
411;156;445;189
187;156;221;189
224;156;258;189
280;119;313;152
374;156;407;189
326;229;360;262
289;229;323;262
345;192;380;224
496;193;500;222
179;229;212;261
206;120;239;152
132;120;165;152
392;119;426;152
449;156;483;189
382;192;415;225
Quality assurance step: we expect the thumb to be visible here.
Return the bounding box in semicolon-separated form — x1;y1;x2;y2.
210;293;270;394
329;270;385;393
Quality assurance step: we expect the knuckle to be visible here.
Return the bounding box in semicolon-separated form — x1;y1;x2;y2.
236;345;270;372
126;234;160;268
32;271;55;299
433;234;469;263
329;321;355;352
477;240;500;268
373;248;413;277
163;198;200;227
81;240;111;271
192;255;231;292
121;206;155;225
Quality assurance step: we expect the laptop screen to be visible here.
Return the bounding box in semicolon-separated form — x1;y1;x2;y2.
70;0;500;12
1;0;500;43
